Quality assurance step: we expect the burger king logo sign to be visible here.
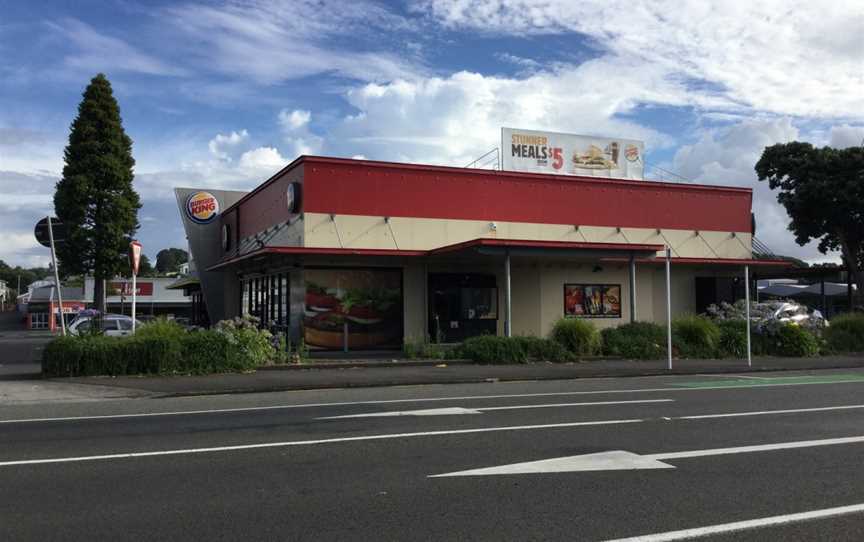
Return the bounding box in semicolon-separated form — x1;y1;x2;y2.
185;191;220;224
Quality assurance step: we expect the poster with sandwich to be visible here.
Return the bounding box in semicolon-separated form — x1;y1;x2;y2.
304;269;403;350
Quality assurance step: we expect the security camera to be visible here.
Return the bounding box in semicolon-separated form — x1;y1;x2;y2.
489;222;497;231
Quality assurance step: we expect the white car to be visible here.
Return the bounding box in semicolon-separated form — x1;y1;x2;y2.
68;314;141;337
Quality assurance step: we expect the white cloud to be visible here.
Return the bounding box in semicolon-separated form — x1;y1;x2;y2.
666;117;844;262
829;125;864;149
238;146;289;172
208;129;249;160
278;109;323;158
329;63;694;166
418;0;864;118
164;0;424;84
47;18;187;77
278;109;311;131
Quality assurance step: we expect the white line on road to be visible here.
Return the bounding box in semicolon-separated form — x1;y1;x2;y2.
431;434;864;476
318;399;674;419
602;503;864;541
677;404;864;420
0;418;643;467
3;376;864;425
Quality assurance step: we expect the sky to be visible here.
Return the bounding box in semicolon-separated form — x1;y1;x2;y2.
1;0;862;268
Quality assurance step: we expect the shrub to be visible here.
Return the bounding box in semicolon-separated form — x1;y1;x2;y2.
403;339;457;360
549;318;601;356
135;317;187;342
601;322;666;360
43;316;279;377
214;316;276;367
824;313;864;353
716;319;748;358
458;335;573;364
672;314;721;358
774;324;820;357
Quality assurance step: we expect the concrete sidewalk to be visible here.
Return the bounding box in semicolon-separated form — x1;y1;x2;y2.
59;355;864;397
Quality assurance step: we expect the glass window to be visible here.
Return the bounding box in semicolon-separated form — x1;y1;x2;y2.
118;319;133;330
102;319;118;331
460;287;498;319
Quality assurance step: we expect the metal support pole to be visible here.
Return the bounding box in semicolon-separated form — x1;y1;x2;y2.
628;252;637;323
665;247;672;370
504;251;512;338
821;276;826;315
47;216;66;336
745;265;751;367
131;272;137;334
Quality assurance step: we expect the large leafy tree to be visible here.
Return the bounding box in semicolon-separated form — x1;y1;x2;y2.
755;142;864;302
54;74;141;312
155;248;189;274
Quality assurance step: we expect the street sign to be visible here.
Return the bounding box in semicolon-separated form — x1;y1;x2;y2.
34;217;65;248
129;240;142;276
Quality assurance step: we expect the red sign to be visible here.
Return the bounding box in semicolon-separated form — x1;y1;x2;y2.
129;240;143;275
110;282;153;296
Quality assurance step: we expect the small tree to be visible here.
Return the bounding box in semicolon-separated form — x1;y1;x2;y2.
54;74;140;312
755;142;864;303
156;248;189;274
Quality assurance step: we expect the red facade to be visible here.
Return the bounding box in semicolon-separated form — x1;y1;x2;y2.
223;156;753;245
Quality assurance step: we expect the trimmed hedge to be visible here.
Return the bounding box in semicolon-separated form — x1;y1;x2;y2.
824;313;864;353
672;314;721;358
601;322;665;359
549;318;601;356
458;335;574;364
42;329;261;377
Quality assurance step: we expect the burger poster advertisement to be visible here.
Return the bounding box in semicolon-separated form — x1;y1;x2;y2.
501;127;644;180
304;269;403;350
564;284;621;318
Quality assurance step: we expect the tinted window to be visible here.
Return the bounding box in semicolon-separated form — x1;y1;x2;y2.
101;320;118;331
76;320;92;332
117;319;133;330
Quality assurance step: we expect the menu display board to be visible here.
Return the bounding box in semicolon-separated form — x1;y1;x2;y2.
501;127;644;180
564;284;621;318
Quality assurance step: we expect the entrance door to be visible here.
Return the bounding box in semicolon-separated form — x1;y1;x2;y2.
428;274;497;343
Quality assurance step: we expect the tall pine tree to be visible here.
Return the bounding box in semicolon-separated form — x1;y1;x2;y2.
55;74;141;312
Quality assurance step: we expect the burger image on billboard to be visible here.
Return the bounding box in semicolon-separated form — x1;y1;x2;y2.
186;191;220;224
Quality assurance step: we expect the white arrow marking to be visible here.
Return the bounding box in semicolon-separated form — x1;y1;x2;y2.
318;399;673;419
602;503;864;541
430;434;864;477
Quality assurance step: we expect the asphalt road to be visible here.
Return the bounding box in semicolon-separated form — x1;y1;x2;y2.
4;369;864;541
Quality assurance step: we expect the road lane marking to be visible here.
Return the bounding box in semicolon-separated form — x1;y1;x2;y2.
4;375;864;424
431;435;864;476
0;418;643;467
602;503;864;541
677;404;864;420
318;399;674;419
672;373;864;388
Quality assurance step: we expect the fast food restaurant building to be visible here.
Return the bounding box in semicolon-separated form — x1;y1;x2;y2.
176;155;784;352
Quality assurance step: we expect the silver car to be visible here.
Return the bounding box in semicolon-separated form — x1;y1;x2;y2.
68;314;141;337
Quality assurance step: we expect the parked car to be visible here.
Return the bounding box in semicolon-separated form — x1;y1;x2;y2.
68;313;142;337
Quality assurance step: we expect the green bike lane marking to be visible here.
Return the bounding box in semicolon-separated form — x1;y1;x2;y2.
671;373;864;388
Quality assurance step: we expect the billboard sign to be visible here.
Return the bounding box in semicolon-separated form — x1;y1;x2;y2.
501;127;644;180
109;282;154;297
